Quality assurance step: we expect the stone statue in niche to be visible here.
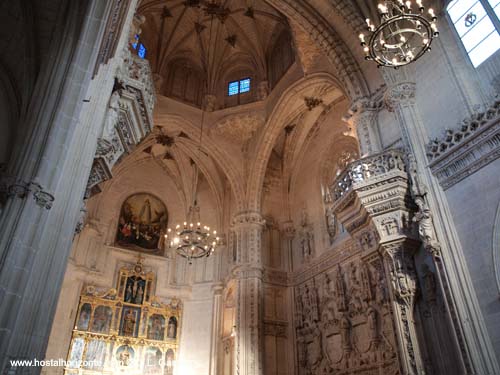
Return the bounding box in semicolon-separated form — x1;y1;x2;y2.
325;205;337;244
298;208;315;262
103;90;121;140
334;266;347;312
413;196;440;255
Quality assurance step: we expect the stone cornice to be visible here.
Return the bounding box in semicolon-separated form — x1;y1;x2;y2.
427;99;500;190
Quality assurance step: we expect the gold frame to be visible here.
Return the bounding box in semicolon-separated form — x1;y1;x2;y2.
65;258;181;374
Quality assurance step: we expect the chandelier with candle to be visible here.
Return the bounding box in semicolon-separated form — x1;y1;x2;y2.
359;0;439;67
166;192;220;264
165;1;233;264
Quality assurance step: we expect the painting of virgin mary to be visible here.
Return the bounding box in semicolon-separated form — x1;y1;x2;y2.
116;193;168;252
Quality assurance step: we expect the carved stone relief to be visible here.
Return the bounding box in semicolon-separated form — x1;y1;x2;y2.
295;256;398;375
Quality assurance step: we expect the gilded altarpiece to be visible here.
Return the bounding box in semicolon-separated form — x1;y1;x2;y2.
65;260;181;375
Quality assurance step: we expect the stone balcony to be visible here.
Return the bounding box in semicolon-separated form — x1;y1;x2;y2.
329;149;416;251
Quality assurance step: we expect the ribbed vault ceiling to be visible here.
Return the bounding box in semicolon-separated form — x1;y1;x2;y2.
138;0;289;92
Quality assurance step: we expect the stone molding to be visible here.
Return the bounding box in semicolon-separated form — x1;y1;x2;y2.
0;176;55;210
384;82;416;112
426;99;500;190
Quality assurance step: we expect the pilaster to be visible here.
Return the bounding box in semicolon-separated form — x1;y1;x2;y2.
343;98;382;157
384;80;499;374
230;212;265;375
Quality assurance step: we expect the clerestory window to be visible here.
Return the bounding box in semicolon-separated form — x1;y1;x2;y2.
447;0;500;67
228;78;251;96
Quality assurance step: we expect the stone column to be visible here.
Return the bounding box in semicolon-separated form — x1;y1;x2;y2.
210;283;224;375
230;212;265;375
343;99;382;157
380;240;424;375
384;81;499;374
0;1;139;372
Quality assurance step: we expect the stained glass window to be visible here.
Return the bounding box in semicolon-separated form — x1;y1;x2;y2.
228;81;240;96
448;0;500;67
228;78;251;96
138;43;147;59
239;78;251;93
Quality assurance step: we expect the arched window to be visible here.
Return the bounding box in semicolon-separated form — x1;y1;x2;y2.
447;0;500;66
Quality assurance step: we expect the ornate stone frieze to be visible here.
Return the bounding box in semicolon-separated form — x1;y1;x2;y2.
93;0;132;77
426;99;500;190
85;54;156;198
384;82;416;112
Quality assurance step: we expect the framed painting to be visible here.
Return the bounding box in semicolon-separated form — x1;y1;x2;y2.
116;193;168;252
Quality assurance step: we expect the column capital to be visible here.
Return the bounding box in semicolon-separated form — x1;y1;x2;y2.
231;211;265;228
211;282;225;295
384;82;416;111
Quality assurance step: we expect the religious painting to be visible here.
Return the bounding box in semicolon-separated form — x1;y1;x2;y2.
76;303;91;331
144;347;162;375
147;314;166;341
90;305;112;334
167;317;177;339
124;275;146;304
116;193;168;251
116;345;135;367
68;338;85;368
84;340;106;370
120;306;141;337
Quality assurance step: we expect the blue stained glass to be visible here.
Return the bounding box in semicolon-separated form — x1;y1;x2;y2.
239;78;251;93
138;44;147;59
228;81;239;96
132;34;139;50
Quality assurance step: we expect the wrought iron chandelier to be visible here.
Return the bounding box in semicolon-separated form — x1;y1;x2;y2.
359;0;439;67
165;2;223;264
165;191;220;264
